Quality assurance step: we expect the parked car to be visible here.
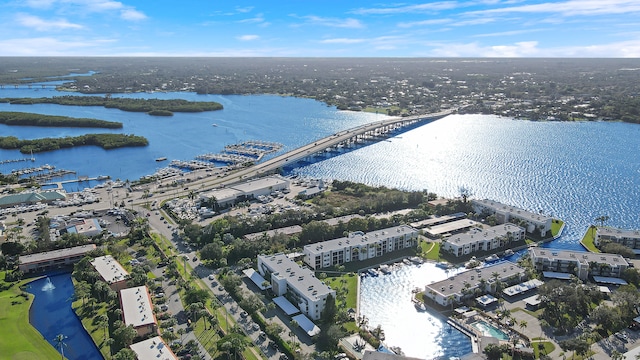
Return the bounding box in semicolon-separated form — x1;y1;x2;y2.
240;311;248;318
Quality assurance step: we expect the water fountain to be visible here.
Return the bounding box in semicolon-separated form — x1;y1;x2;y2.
41;277;56;291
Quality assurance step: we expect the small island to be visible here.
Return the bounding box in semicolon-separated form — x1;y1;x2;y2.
0;133;148;153
0;95;223;116
0;111;123;128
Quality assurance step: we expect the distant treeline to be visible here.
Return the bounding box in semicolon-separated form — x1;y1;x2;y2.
0;111;122;128
0;95;223;115
0;134;148;153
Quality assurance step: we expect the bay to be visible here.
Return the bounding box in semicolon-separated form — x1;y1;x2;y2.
1;88;640;249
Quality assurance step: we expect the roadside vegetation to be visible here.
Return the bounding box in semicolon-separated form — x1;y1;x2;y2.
0;111;123;128
0;133;148;153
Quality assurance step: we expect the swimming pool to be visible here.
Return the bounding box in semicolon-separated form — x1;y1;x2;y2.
471;321;510;341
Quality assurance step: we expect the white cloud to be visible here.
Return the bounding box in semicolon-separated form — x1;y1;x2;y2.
16;13;83;31
24;0;56;9
425;38;640;57
299;15;364;28
469;0;640;17
0;36;113;56
235;6;254;13
353;2;461;15
398;18;452;28
120;8;146;21
237;34;259;41
238;14;265;24
320;38;366;44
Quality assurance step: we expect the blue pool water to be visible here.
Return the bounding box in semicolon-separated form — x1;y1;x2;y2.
25;273;103;360
471;321;510;341
359;263;472;359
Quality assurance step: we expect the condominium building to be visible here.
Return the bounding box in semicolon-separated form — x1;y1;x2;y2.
130;336;177;360
596;227;640;254
303;225;419;270
424;261;526;307
91;255;129;291
18;244;96;273
530;248;629;281
257;253;335;321
120;285;157;337
442;223;525;257
472;199;553;236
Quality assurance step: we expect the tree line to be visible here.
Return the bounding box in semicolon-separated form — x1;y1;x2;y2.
0;95;223;115
0;133;148;153
0;111;122;128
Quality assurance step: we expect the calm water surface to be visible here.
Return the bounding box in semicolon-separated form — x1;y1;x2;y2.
359;263;471;359
24;273;102;360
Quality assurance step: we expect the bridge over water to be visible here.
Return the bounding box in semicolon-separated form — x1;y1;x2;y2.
218;108;456;182
136;109;456;203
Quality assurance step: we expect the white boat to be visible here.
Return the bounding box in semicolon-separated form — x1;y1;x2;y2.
485;254;500;262
414;301;426;311
436;262;450;269
379;264;392;274
155;157;167;162
212;123;218;127
504;249;514;256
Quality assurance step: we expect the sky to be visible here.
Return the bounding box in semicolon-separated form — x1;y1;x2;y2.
1;0;639;57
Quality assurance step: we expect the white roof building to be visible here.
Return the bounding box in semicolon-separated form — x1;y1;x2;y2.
303;225;419;270
472;199;553;236
200;176;290;207
18;244;96;273
596;226;640;253
530;248;629;281
91;255;129;291
130;336;177;360
442;223;524;257
257;253;335;320
120;285;157;337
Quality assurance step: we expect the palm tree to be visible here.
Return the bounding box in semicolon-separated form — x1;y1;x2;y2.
54;334;67;359
289;320;299;349
519;320;527;334
96;314;109;341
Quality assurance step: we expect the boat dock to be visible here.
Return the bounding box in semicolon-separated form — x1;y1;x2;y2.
447;319;480;353
0;156;36;165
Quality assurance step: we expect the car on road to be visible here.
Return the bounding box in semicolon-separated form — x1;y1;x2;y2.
155;292;165;298
615;332;628;342
208;274;215;280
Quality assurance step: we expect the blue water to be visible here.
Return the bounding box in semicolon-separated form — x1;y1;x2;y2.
359;263;472;359
25;273;103;360
471;321;510;341
2;88;640;246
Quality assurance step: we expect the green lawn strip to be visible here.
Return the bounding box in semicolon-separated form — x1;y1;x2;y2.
580;226;600;253
531;340;555;358
71;298;112;359
326;274;357;308
0;274;64;360
422;240;441;261
551;219;564;237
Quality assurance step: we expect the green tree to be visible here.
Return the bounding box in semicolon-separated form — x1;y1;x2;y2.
113;348;136;360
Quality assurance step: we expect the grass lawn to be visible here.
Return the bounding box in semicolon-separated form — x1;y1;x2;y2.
420;240;441;261
72;299;112;359
551;219;564;237
580;226;600;253
532;341;555;358
0;274;63;360
326;273;357;308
